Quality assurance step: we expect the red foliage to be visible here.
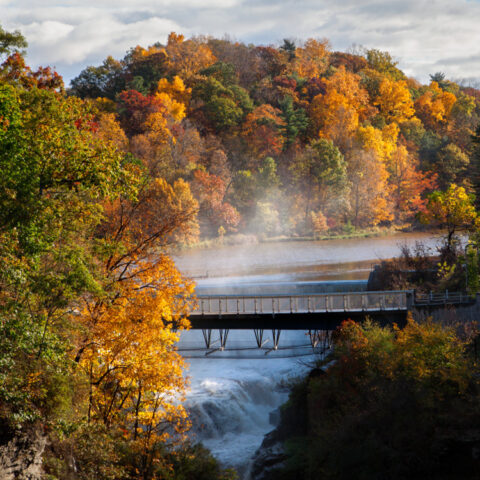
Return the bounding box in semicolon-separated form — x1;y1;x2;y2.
117;90;165;136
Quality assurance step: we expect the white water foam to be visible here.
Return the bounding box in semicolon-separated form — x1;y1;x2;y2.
180;330;314;476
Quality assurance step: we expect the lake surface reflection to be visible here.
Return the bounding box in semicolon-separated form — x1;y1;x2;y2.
174;232;444;285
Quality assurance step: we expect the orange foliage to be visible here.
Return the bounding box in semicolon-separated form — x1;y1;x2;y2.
387;145;437;223
165;32;216;79
291;38;331;78
241;104;285;157
310;66;370;146
414;82;457;129
192;170;240;233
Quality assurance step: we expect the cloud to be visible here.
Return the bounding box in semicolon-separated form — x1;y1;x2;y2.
2;0;480;85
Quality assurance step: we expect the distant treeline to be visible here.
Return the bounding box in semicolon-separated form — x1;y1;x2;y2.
68;33;480;239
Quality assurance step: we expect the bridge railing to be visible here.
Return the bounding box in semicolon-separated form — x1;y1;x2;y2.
414;291;473;306
193;291;408;316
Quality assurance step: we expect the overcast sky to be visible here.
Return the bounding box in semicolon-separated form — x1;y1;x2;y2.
2;0;480;86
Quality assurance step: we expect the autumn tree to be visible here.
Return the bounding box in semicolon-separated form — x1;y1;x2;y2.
365;48;405;80
291;38;330;79
374;77;414;124
165;32;216;79
422;184;478;249
415;81;457;130
274;317;480;480
387;145;436;223
309;66;370;149
0;77;132;424
192;169;240;234
347;148;393;227
241;104;285;158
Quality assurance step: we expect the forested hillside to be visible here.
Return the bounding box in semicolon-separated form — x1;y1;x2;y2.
69;33;480;240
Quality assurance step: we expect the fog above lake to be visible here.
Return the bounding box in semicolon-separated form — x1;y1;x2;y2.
174;232;446;283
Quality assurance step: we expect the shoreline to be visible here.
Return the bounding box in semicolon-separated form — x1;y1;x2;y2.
174;226;443;253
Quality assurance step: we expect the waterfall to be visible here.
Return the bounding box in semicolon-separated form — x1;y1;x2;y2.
179;329;315;476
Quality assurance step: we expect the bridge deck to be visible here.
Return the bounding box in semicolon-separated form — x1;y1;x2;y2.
193;291;409;316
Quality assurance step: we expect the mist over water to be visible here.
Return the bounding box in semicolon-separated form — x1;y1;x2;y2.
175;233;443;476
173;232;444;281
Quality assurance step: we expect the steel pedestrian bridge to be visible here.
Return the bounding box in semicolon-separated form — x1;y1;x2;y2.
181;290;474;355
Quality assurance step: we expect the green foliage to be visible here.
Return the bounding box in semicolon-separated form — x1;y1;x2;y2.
365;49;405;80
193;76;253;131
280;39;296;61
291;138;348;217
256;156;281;195
69;56;125;99
0;26;27;59
279;95;308;148
201;61;237;86
435;143;470;189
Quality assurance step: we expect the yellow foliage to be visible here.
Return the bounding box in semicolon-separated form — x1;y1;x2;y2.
155;76;191;122
143;111;172;144
356;124;398;163
424;184;477;234
347;149;393;226
96;112;128;151
165;32;216;79
374;78;414;124
79;256;195;443
310;210;329;236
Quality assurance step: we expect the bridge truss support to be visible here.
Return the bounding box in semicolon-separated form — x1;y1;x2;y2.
309;329;332;351
195;328;335;355
203;328;230;354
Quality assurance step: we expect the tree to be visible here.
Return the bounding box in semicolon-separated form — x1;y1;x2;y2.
165;32;216;79
291;38;330;79
347;149;393;227
414;81;457;130
374;78;414;124
291;139;349;230
192;76;253;132
365;48;405;80
0;78;132;424
309;66;370;149
279;39;296;61
423;184;478;249
192;170;240;234
435;143;470;189
387;145;437;223
241;104;285;158
0;25;27;59
472;124;480;206
76;171;198;472
279;95;308;149
70;56;125;99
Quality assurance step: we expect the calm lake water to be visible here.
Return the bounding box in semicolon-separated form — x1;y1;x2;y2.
174;232;445;284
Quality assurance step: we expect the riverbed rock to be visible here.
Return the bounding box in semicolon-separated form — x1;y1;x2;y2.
0;426;47;480
249;430;287;480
